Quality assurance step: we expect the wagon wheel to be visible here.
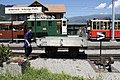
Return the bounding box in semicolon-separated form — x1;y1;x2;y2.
69;48;79;58
45;47;57;58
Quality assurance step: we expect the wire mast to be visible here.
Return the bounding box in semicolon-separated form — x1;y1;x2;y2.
111;0;116;41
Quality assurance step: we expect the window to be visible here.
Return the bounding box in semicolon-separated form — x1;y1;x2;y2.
97;22;100;29
37;21;41;26
108;22;112;29
118;22;120;29
17;15;25;21
100;21;103;29
93;22;96;29
115;22;118;30
48;21;52;26
31;21;34;26
100;21;106;30
63;21;66;26
1;26;9;30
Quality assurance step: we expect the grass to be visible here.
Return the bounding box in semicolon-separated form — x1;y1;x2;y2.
0;67;84;80
0;60;103;80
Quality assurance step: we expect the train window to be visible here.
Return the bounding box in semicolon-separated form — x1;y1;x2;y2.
48;21;52;26
17;15;24;21
37;21;41;26
31;21;34;26
97;22;100;29
97;22;103;29
118;22;120;29
2;26;9;30
101;21;104;29
96;22;98;29
93;22;96;29
104;22;108;29
87;20;91;26
100;22;106;30
63;21;66;26
108;22;112;29
115;22;118;30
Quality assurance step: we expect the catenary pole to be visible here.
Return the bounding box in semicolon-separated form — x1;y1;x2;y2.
111;0;115;41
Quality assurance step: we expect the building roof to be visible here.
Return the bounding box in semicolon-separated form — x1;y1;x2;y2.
45;4;65;13
0;21;25;26
12;1;65;13
28;0;48;10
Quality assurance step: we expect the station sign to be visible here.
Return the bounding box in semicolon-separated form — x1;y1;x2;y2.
97;32;105;40
5;7;42;14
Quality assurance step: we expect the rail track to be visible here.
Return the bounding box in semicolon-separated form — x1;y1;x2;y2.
11;50;120;61
4;41;120;61
9;44;120;50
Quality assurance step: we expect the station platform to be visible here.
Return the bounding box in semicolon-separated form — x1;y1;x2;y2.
86;40;120;47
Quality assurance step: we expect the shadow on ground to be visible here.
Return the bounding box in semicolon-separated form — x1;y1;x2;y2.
29;52;87;60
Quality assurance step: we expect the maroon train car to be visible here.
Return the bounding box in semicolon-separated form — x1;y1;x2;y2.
0;21;25;40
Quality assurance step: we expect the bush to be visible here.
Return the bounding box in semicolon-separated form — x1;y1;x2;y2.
0;44;12;62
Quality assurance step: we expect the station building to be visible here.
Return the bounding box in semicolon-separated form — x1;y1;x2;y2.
0;0;66;39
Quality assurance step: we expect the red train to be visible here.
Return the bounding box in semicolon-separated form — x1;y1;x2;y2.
87;19;120;40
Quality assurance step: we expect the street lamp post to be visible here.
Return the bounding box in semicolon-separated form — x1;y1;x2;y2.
11;15;13;42
34;13;37;42
34;2;38;42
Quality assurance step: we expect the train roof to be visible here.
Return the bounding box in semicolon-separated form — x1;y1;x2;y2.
27;18;67;21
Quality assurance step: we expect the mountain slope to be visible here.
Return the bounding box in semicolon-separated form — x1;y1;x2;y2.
68;14;120;23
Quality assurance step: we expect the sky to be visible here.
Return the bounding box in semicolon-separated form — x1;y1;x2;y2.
0;0;120;18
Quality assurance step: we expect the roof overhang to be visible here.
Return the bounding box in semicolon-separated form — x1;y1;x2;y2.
0;21;25;26
28;0;48;11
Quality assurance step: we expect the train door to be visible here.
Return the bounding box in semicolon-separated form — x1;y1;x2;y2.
47;20;57;36
56;20;62;35
41;20;48;36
